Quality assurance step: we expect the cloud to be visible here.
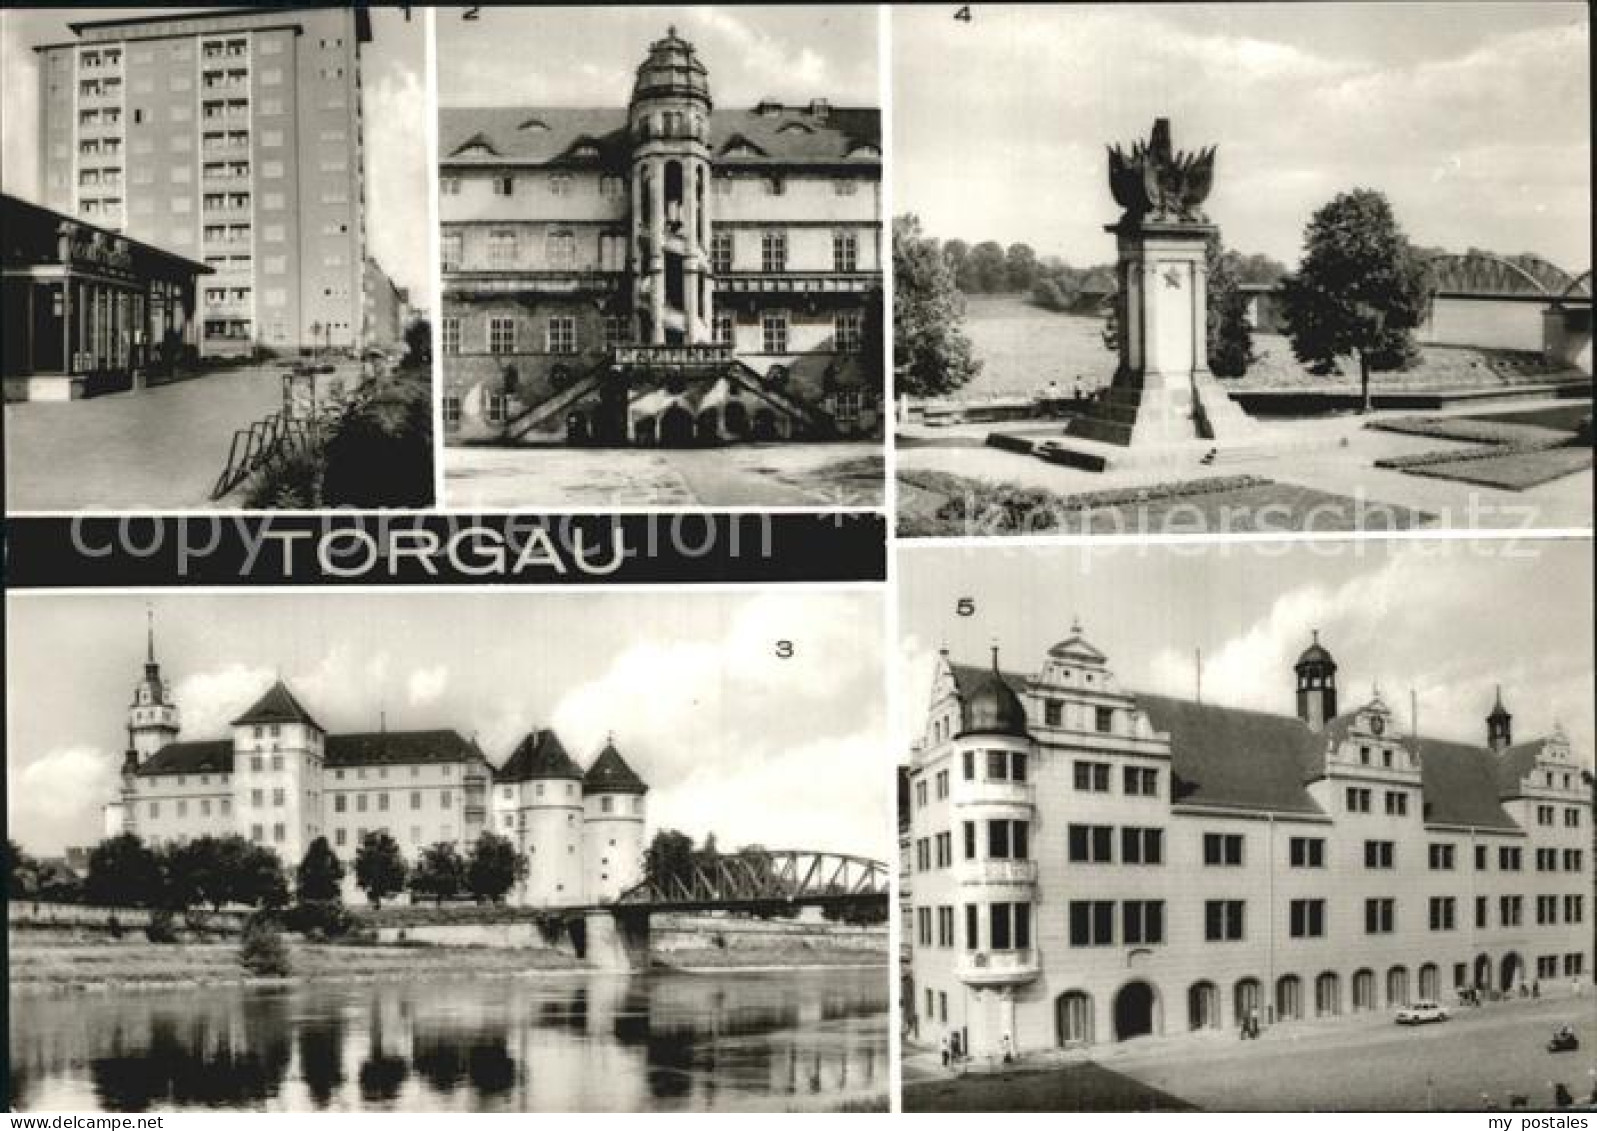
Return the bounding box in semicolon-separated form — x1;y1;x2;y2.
7;745;116;853
0;20;40;198
697;8;830;93
407;665;449;706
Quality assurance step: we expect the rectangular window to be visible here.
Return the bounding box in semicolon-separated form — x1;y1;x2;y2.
1073;761;1111;792
761;312;788;354
1363;840;1395;869
493;175;514;196
713;313;734;347
1068;900;1115;947
832;230;858;272
1476;895;1489;928
1067;824;1113;864
1120;827;1163;865
1289;837;1325;868
489;317;516;354
834;310;863;354
1499;895;1523;927
1428;843;1456;870
1498;846;1522;871
1364;898;1395;934
1123;766;1159;797
442;317;461;355
1345;787;1371;813
548;173;571;196
603;315;629;351
1123;901;1165;945
1429;896;1457;930
1044;699;1062;727
1476;844;1489;871
711;231;733;274
441;233;463;271
1289;899;1326;938
488;230;517;268
1204;900;1245;941
760;231;787;273
547;315;577;354
1203;833;1244;866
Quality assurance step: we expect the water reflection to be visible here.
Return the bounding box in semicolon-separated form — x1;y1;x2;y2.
11;967;887;1112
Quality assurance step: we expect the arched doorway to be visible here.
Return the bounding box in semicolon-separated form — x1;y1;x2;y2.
694;408;720;445
1315;972;1340;1017
1387;966;1410;1007
752;407;779;441
1056;991;1093;1047
1233;978;1261;1029
1474;954;1492;990
1500;952;1522;994
633;416;657;446
724;399;750;439
1418;963;1440;1001
1352;969;1376;1012
659;404;694;447
1275;974;1303;1022
1113;981;1157;1041
1187;981;1219;1030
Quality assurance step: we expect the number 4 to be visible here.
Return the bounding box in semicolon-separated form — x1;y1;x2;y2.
954;6;972;22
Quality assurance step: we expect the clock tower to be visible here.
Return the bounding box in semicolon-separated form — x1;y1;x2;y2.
128;609;180;762
1294;630;1338;732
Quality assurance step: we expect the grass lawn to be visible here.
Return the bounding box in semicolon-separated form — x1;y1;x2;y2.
1401;447;1595;490
1465;404;1592;434
898;470;1433;536
903;1061;1199;1113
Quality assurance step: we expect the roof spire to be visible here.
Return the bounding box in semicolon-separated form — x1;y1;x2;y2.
1071;614;1083;635
1311;628;1319;645
990;641;1001;671
146;604;155;664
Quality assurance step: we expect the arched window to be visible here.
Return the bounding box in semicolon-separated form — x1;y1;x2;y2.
1275;974;1302;1022
1188;981;1219;1030
1352;968;1376;1011
1233;978;1261;1028
1315;971;1340;1017
1418;963;1440;1002
1057;991;1093;1046
1386;965;1410;1007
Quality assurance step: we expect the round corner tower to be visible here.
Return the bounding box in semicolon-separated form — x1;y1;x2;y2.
581;738;648;903
504;729;587;907
628;27;714;346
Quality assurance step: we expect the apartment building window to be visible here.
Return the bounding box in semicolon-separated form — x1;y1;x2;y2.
1566;954;1587;977
915;839;929;872
1073;761;1111;792
713;313;734;346
1536;895;1558;925
764;175;785;196
1123;901;1165;945
441;233;463;271
761;312;788;354
833;230;858;272
935;832;952;867
1384;791;1408;816
1429;897;1457;930
1124;767;1159;796
936;906;954;947
273;824;285;843
964;904;979;949
1290;899;1326;938
1204;900;1245;941
149;801;160;819
1289;837;1325;868
915;780;928;808
1121;827;1163;865
1537;804;1555;826
989;902;1031;950
488;230;517;268
1203;833;1244;866
411;791;422;810
961;821;977;860
1498;895;1523;927
981;820;1026;860
356;794;368;813
441;791;452;809
1428;843;1456;870
1364;898;1395;934
935;769;949;799
711;231;733;274
547;315;577;354
1066;825;1112;864
1564;849;1583;871
334;794;347;813
251;789;265;808
1476;896;1488;928
834;310;863;354
493;175;514;196
272;788;285;807
760;231;787;273
1364;840;1395;869
1537;848;1557;872
1094;707;1115;733
1564;895;1584;923
1565;808;1582;828
1069;900;1115;946
489;317;516;354
442;317;461;355
1345;787;1372;813
443;395;462;430
546;230;576;269
1498;846;1522;871
251;824;263;842
335;829;347;848
1476;844;1489;871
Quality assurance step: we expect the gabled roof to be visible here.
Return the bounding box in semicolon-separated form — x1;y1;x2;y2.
1409;737;1521;830
1492;739;1547;801
326;730;484;769
134;740;234;777
437;105;881;170
496;728;584;782
230;680;323;731
584;740;648;795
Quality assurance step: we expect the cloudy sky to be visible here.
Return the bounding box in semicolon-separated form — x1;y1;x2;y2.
437;5;878;107
896;3;1590;267
0;7;431;299
6;590;888;860
898;538;1594;772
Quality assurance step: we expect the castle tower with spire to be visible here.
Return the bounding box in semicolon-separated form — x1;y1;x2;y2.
128;608;181;762
1487;686;1513;751
581;736;650;902
1294;630;1339;732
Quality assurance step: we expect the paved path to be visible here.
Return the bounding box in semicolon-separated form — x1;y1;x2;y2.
445;443;884;508
5;365;293;511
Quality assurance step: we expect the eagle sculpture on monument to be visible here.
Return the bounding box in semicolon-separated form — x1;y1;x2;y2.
1107;118;1216;223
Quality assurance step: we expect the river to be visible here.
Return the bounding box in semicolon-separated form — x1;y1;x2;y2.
9;967;888;1112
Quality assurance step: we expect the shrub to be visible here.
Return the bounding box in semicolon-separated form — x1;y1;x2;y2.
145;908;179;944
239;919;292;978
106;913;124;940
284;899;358;939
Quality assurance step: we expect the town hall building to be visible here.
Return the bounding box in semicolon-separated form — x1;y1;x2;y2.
904;624;1593;1060
438;28;884;446
105;622;648;907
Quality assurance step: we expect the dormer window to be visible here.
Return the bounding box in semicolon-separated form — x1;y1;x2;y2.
518;118;549;133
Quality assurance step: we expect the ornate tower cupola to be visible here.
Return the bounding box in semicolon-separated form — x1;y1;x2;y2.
1486;686;1513;752
1294;630;1338;732
128;608;180;762
628;27;714;346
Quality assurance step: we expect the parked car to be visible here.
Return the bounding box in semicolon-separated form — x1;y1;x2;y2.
1396;1001;1450;1025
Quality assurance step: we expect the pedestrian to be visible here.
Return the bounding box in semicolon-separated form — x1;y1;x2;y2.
1001;1032;1014;1065
1553;1083;1572;1109
940;1033;949;1068
1533;980;1540;999
1249;1009;1261;1039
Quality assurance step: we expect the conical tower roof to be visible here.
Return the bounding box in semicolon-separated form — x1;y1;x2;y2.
497;728;583;783
959;647;1029;739
584;738;648;795
230;679;323;732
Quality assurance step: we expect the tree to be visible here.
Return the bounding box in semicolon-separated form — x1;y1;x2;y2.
85;833;163;908
1206;233;1256;379
643;829;696;894
354;831;409;910
941;238;969;281
465;831;526;905
7;839;38;899
235;844;290;910
403;317;432;368
409;842;466;906
296;837;345;904
1280;189;1431;410
1004;242;1039;292
239;917;292;977
892;214;982;398
961;240;1007;293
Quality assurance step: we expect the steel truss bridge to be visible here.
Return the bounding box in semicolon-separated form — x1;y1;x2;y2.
608;850;888;913
1425;252;1591;302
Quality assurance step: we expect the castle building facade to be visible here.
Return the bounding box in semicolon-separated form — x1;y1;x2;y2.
904;625;1593;1059
105;626;649;907
438;29;884;446
33;6;382;357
